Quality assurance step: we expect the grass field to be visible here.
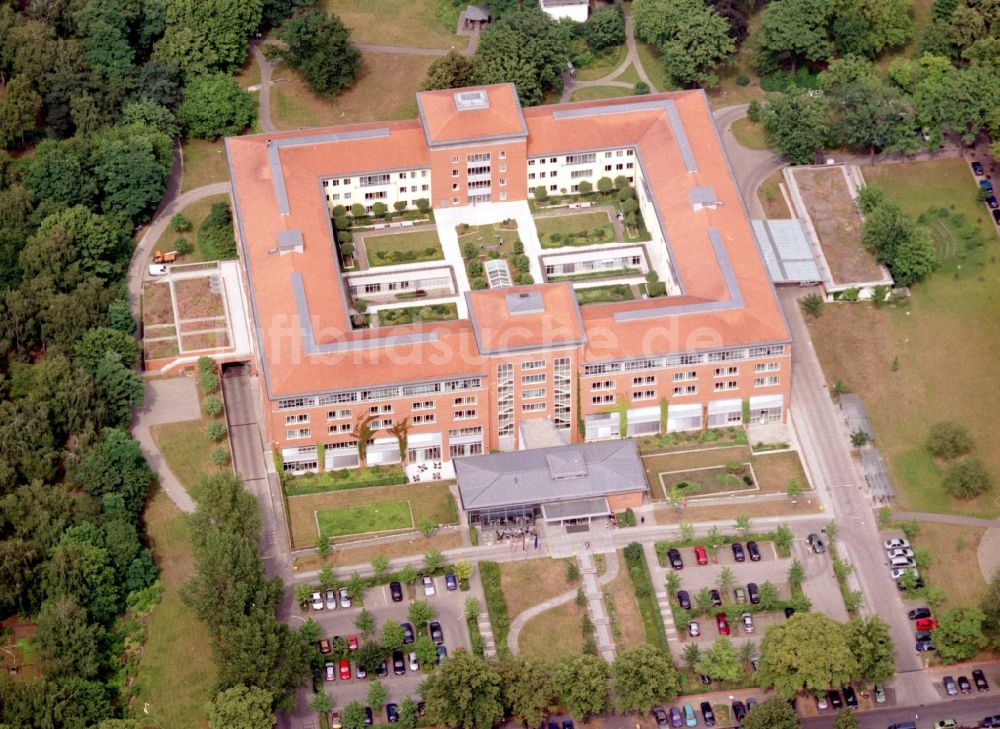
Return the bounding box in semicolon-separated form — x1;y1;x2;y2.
517;600;588;662
180;138;228;192
660;465;756;497
635;41;671;94
809;158;1000;517
270;52;434;130
288;481;454;549
323;0;464;49
758;168;792;218
500;559;577;620
645;447;809;500
151;417;230;491
574;44;627;81
130;490;213;729
570;86;632;102
535;211;617;248
603;554;648;651
316;500;413;539
575;284;635;305
730;118;769;150
653;497;821;524
363;229;444;267
912;522;988;611
616;64;641;87
152;195;230;265
293;530;462;572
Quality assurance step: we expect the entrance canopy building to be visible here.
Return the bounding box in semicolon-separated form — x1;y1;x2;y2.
454;439;647;524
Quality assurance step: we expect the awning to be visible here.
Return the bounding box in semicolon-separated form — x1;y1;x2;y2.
541;497;611;522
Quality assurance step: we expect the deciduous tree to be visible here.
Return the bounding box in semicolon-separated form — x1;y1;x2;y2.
496;655;556;727
934;606;987;663
757;612;858;697
277;10;361;97
207;685;275;729
422;650;504;729
422;50;478;91
552;653;610;719
178;73;255;139
696;637;742;682
611;644;679;711
846;616;894;682
742;696;799;729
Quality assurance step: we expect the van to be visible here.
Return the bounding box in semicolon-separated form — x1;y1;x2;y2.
887;722;916;729
148;263;168;276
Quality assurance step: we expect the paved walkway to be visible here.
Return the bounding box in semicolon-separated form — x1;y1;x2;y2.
712;104;783;218
356;44;448;57
892;511;999;528
250;40;279;134
129;378;200;513
560;16;657;103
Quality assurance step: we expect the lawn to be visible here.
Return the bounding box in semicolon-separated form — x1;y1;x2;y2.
659;465;756;497
363;228;444;267
270;52;434;130
912;522;988;611
316;500;414;539
322;0;464;49
517;601;588;662
180;138;229;192
235;54;261;89
500;558;578;620
130;490;214;729
287;481;455;549
616;64;641;86
730;117;769;150
575;284;635;305
570;86;632;102
757;168;792;218
644;446;807;500
378;303;458;327
574;44;627;81
809;158;1000;517
150;417;230;492
653;497;821;524
603;554;647;651
152;194;230;265
534;211;617;248
293;531;462;572
635;41;671;94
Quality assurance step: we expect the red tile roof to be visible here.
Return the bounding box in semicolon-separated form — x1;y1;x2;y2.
417;83;527;146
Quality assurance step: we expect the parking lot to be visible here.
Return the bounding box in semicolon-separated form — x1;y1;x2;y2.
301;573;477;716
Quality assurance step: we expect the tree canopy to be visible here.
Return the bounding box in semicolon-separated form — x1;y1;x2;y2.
178;73;256;140
756;612;859;697
611;645;679;712
422;651;505;729
276;10;362;97
633;0;734;87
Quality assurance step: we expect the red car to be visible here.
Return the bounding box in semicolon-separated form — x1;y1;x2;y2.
339;660;351;680
694;546;708;565
915;618;939;632
347;634;359;651
716;613;730;636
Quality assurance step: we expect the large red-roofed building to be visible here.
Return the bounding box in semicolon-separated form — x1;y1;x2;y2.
225;84;791;482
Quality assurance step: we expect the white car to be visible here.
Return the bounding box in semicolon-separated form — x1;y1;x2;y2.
311;591;324;610
422;575;435;596
891;567;919;580
148;263;168;276
741;612;754;633
325;588;337;610
688;621;700;637
884;538;910;550
339;587;352;608
408;651;419;671
890;555;916;568
887;548;915;559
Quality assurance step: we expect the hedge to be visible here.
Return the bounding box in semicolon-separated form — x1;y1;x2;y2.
284;465;408;496
622;543;669;652
479;561;509;656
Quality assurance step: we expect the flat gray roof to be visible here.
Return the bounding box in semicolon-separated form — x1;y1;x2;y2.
541;497;611;521
455;439;647;511
751;219;821;284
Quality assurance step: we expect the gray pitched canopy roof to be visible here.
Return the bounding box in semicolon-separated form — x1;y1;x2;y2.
455;440;647;510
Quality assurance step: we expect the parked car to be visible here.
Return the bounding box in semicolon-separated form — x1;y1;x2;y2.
318;638;331;654
915;618;939;632
700;673;712;685
958;676;972;694
311;591;324;611
347;635;359;651
916;638;935;651
392;651;405;675
892;567;920;580
700;701;716;727
933;720;957;729
709;589;722;606
445;572;458;591
899;576;925;591
682;705;696;727
993;208;1000;224
677;590;691;610
816;693;828;710
747;582;760;604
386;704;398;724
562;720;573;729
888;547;915;559
980;179;994;193
808;533;826;553
843;686;858;708
731;542;746;562
986;195;998;209
326;588;337;610
741;612;754;633
363;707;373;726
694;545;708;565
972;160;985;175
908;607;931;620
430;621;444;645
436;645;447;665
885;538;911;550
402;622;415;645
339;587;352;608
408;651;419;671
747;541;761;561
734;587;746;604
689;621;700;637
390;581;403;602
324;661;335;681
421;575;435;596
355;663;367;679
669;707;683;728
652;707;669;728
330;711;342;729
784;606;796;619
890;556;916;568
339;660;351;680
376;660;388;678
981;715;1000;727
972;668;989;691
916;630;934;642
716;613;730;636
827;690;842;709
732;701;747;722
667;548;684;570
745;697;756;711
874;683;886;703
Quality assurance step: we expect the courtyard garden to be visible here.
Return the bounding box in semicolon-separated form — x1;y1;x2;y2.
809;158;1000;517
531;178;653;243
378;303;458;327
458;222;532;288
535;211;618;248
316;500;413;539
362;228;444;267
575;284;635;305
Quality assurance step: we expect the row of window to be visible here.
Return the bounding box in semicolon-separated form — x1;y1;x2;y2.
277;378;483;410
325;170;429;188
582;346;787;376
588;376;780;405
588;364;781;392
528;150;632;167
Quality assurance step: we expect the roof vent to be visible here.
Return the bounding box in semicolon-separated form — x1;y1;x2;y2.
454;90;489;111
689;186;718;211
276;229;304;255
505;291;544;315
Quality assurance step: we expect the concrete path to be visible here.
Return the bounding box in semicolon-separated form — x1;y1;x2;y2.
559;15;657;103
129;378;200;513
355;44;448;57
891;511;999;528
250;40;279;134
712;104;784;218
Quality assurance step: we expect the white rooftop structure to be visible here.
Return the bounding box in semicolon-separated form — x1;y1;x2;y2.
751;219;822;284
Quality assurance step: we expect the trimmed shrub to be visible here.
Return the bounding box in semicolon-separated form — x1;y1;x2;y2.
206;421;227;442
479;561;509;655
203;396;223;416
209;447;230;466
926;422;974;460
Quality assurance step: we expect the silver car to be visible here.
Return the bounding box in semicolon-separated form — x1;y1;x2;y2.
311;591;324;611
741;612;754;633
422;575;436;596
887;547;914;559
339;587;352;608
325;588;337;610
